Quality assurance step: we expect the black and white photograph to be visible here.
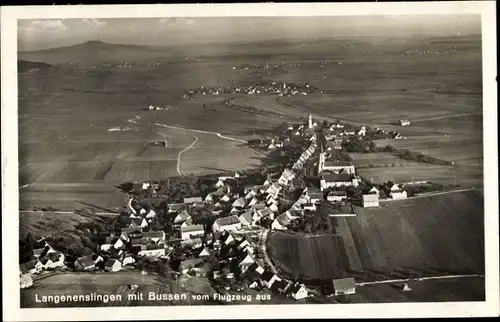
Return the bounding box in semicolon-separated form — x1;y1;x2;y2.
2;2;498;320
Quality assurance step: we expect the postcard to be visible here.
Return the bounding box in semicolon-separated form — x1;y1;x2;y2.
1;2;498;320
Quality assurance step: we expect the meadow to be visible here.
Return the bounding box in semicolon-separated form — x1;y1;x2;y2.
267;190;484;283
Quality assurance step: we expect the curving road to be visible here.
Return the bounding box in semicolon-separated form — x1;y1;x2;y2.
177;136;199;175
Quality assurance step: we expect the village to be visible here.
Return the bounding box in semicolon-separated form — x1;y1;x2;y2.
20;113;429;301
182;81;320;100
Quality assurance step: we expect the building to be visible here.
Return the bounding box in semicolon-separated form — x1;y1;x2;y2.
180;224;205;240
332;277;356;296
362;194;380;207
319;156;356;175
184;196;203;204
142;231;165;243
232;197;247;209
271;213;293;230
104;258;122;272
198;246;213;257
238;253;256;273
368;186;380;196
174;209;191;225
138;247;166;257
327;191;348;203
74;255;96;271
287;284;309;300
304;188;324;204
399;119;411;126
308;113;313;129
239;211;253;226
389;184;407;200
212;215;242;233
321;174;356;190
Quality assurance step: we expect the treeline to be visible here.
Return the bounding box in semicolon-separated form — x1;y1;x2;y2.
375;145;453;166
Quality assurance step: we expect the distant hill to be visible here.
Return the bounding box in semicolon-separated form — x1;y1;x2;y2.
17;40;171;65
18;60;52;73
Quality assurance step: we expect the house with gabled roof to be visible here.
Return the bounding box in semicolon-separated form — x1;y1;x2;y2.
104;258;122;272
198;246;213;257
327;190;348;203
181;217;194;228
181;237;203;249
174;209;191;224
287;283;309;300
232;197;247;209
332;277;356;296
74;255;96;272
184;197;203;204
180;224;205;240
138;246;166;257
239;211;253;226
213;215;242;233
321;173;356;190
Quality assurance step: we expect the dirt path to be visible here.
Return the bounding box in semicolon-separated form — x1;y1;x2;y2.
154;123;248;144
177;136;198;175
379;188;477;203
356;274;484;287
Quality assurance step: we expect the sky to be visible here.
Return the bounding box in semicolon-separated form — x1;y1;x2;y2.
17;15;481;51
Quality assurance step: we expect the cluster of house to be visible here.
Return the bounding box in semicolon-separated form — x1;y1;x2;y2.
179;230;311;301
183;81;318;99
235;60;335;71
20;240;66;288
361;183;408;207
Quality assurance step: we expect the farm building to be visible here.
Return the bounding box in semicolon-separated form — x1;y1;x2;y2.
320;174;356;190
142;231;165;243
184;197;203;204
326;141;342;151
399;119;411;126
138;247;166;257
304;188;324;204
332;277;356;296
232;197;247;209
198;246;213;257
239;211;254;226
287;284;309;300
389;184;408;200
327;191;348;203
271;213;293;230
368;186;380;196
212;215;242;233
74;255;96;272
104;258;122;272
363;194;380;208
174;209;191;224
318;154;356;174
180;224;205;240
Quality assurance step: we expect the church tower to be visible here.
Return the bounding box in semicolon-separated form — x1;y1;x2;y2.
308;113;313;129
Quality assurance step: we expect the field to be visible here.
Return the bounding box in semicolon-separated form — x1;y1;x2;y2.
357;165;482;186
341;276;485;303
267;190;484;283
19;182;127;212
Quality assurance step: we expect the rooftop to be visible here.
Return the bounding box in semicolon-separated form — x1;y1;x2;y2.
323;174;353;182
332;277;356;290
214;215;241;227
